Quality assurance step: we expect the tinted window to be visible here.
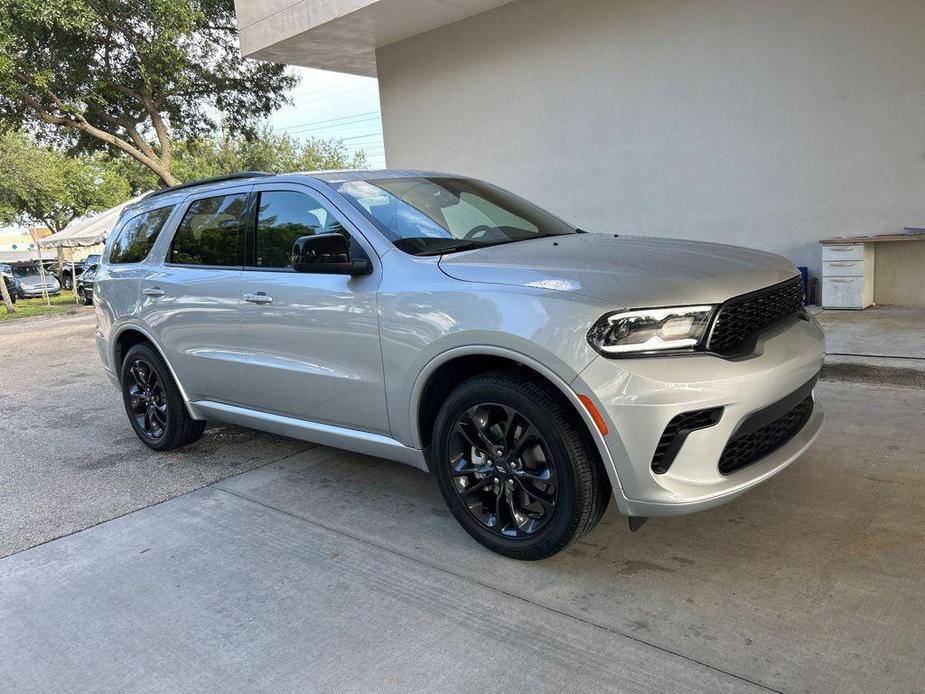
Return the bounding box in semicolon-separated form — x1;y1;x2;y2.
109;206;174;264
170;194;247;266
254;191;353;269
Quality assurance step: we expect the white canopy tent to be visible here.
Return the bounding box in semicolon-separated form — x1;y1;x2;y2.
40;194;149;249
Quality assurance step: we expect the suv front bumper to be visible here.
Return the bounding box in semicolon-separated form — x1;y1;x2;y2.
574;315;825;517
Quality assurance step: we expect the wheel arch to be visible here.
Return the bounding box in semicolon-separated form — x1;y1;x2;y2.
411;346;623;496
111;323;194;408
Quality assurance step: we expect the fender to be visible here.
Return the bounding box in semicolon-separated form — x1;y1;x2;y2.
110;321;201;419
409;345;624;498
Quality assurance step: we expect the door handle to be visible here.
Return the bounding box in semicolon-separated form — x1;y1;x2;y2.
243;292;273;305
143;287;165;297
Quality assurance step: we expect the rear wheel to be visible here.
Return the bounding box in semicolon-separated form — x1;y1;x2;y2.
120;343;205;451
432;371;609;560
63;276;73;290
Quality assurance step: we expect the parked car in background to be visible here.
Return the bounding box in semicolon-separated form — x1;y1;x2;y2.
77;263;98;305
1;264;18;303
45;255;102;290
94;170;825;560
45;260;85;290
10;263;60;298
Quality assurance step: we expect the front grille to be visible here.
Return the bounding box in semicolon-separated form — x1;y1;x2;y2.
719;388;815;476
708;277;804;356
651;407;723;474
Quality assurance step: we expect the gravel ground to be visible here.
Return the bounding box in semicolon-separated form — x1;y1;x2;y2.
0;312;312;557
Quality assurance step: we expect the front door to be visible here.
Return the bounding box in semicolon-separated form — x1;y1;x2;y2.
239;182;388;434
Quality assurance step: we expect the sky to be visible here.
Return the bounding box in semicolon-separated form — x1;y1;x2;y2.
268;66;386;169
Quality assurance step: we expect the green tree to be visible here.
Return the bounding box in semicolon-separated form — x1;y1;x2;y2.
112;128;369;192
0;129;130;232
0;0;297;186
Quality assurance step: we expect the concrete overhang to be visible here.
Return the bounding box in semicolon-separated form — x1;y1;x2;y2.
234;0;515;76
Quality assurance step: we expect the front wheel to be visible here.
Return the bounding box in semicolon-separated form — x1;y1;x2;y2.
120;343;206;451
64;276;73;290
432;371;609;560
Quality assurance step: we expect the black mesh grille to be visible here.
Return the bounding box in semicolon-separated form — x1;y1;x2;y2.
708;277;804;356
719;396;813;475
652;407;723;474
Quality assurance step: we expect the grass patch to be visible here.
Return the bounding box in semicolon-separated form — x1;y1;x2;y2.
0;291;85;322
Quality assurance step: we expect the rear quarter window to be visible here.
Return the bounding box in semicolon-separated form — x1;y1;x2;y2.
108;206;175;264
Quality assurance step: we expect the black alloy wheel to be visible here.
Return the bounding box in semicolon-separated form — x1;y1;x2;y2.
126;358;169;442
448;403;557;538
433;371;609;560
120;343;206;451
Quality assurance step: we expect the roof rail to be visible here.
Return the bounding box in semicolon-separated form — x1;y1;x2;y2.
146;171;273;199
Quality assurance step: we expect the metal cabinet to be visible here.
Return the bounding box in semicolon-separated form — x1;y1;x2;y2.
821;243;874;309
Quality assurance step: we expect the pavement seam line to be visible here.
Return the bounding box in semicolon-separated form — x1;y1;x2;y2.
211;483;784;694
0;444;317;561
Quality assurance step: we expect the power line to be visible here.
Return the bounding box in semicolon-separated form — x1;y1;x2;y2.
289;85;378;107
275;110;382;133
287;117;382;134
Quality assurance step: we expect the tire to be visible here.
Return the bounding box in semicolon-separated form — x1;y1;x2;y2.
64;276;73;290
432;371;609;560
120;343;206;451
79;289;92;305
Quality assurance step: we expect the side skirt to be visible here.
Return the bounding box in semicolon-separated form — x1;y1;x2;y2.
189;400;429;472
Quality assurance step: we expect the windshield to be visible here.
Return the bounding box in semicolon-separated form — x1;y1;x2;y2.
12;265;42;277
334;177;576;255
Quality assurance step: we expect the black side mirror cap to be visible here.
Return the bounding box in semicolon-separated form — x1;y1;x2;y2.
291;233;371;275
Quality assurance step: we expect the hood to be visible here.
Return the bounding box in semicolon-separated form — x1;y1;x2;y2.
438;234;799;308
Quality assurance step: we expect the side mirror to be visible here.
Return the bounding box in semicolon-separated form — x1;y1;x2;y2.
291;233;371;275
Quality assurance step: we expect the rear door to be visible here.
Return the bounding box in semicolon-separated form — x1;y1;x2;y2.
140;186;251;405
238;181;388;433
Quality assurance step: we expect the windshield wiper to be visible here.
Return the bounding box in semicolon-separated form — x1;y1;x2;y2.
416;241;490;256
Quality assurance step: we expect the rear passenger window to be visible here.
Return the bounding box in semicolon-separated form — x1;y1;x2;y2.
254;190;355;269
108;206;174;264
170;194;247;266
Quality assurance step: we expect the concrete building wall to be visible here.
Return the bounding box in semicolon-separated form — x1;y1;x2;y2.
376;0;925;298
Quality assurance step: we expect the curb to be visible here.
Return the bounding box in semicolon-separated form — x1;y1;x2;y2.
821;354;925;389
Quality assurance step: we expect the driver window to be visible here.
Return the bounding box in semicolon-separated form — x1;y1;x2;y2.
254;190;360;269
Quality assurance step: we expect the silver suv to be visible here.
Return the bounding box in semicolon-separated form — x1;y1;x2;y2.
95;171;825;559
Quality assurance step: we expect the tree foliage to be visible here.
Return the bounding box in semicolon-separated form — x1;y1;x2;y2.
0;129;130;231
0;0;297;185
111;128;369;193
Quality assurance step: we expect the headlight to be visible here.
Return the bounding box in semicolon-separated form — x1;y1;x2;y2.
587;305;716;356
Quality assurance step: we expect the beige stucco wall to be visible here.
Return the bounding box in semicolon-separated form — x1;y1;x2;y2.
376;0;925;301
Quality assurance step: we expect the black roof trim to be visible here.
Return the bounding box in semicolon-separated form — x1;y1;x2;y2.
146;171;273;199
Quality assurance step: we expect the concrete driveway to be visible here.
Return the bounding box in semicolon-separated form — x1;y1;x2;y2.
1;314;923;693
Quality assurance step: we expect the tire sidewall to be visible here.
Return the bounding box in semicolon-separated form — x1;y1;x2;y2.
432;378;581;556
120;344;182;451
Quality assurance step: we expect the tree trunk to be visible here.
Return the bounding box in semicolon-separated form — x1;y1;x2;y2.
0;271;14;313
